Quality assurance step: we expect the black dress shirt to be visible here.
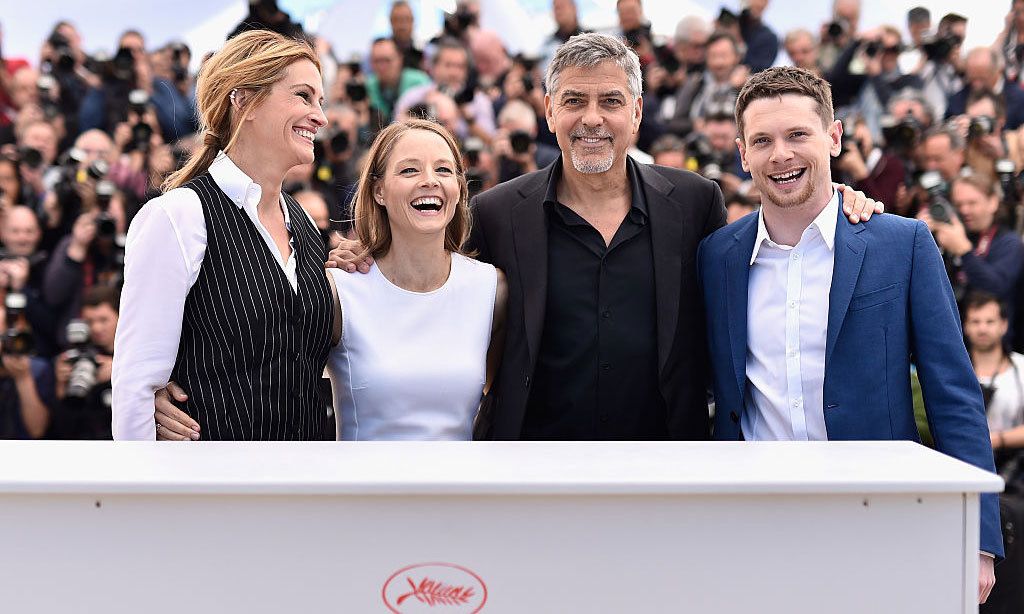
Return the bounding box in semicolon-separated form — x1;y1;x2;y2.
521;162;666;439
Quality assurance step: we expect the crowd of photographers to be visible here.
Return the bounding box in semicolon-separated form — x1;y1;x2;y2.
2;0;1024;446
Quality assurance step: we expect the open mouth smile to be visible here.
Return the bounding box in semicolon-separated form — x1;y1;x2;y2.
410;196;444;215
769;168;806;185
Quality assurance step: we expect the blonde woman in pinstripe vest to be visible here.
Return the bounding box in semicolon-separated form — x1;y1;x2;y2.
112;30;336;440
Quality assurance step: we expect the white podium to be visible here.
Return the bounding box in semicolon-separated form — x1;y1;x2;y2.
0;441;1002;613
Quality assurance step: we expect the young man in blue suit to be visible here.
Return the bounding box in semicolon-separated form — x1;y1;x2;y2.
697;66;1001;603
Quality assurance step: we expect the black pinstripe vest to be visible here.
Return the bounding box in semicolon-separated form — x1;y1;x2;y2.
170;173;332;440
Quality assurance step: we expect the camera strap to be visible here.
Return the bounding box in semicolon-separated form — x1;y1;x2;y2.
974;226;999;259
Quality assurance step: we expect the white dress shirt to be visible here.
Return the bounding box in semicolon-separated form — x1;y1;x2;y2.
743;191;839;441
111;153;310;440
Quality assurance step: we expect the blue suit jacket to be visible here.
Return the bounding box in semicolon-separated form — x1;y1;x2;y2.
697;204;1003;558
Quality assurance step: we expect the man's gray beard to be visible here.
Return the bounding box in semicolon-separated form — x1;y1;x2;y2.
570;148;614;174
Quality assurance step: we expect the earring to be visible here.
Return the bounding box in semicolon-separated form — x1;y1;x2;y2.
229;89;238;105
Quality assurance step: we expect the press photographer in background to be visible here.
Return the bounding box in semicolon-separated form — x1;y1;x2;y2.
916;12;967;119
0;205;58;357
0;278;54;439
41;138;127;346
492;99;559;183
946;47;1024;130
50;286;117;439
78;30;197;144
394;38;495;141
918;173;1024;317
949;90;1024;187
833;113;906;208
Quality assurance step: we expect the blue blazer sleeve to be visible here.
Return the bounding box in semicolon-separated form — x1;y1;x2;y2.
908;220;1004;558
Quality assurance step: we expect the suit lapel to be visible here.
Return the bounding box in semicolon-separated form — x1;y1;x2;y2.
511;176;550;368
726;216;758;400
639;163;683;377
826;198;867;370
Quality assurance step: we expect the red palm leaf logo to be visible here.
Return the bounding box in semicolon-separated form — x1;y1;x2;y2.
383;563;487;613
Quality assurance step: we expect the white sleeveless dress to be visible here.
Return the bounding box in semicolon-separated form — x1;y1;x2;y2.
326;254;498;440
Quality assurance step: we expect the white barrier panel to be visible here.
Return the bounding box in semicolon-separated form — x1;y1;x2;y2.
0;441;1002;613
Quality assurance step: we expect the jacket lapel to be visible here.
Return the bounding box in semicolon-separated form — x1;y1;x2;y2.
639;162;683;377
826;197;867;370
510;173;551;368
726;216;758;399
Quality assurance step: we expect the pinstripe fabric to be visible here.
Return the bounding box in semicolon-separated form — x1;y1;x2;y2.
170;173;332;440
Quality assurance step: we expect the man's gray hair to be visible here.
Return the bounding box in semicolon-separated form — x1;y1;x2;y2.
544;32;643;99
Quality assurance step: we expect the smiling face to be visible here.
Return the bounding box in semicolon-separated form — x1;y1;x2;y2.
738;93;839;210
241;59;326;170
545;61;642;175
374;129;461;241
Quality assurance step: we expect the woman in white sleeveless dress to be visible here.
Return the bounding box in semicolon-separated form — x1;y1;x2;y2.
153;118;508;440
323;118;507;440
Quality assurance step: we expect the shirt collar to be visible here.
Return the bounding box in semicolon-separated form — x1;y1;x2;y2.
209;151;291;222
542;155;648;217
750;189;839;265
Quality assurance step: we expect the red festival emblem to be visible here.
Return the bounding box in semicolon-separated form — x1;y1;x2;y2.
382;563;488;613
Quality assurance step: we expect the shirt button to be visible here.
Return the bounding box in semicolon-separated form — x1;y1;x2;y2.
601;363;611;371
602;310;611;319
599;414;609;423
792;399;802;408
792;253;800;260
789;301;797;309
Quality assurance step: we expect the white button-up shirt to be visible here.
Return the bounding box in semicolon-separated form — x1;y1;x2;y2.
111;152;308;440
743;191;839;441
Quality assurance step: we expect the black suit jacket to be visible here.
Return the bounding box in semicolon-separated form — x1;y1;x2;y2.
469;157;726;440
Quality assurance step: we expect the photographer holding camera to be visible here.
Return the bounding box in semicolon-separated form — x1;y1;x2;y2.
493;99;559;183
51;286;117;439
917;13;967;119
919;173;1024;313
834;113;906;208
950;90;1024;186
826;26;922;125
78;30;197;144
394;38;495;141
1;205;58;357
946;47;1024;130
0;282;55;439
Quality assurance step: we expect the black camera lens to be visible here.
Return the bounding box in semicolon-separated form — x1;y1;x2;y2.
827;21;845;39
863;41;880;57
19;147;44;170
131;123;154;152
329;130;350;153
345;81;368;103
509;130;532;155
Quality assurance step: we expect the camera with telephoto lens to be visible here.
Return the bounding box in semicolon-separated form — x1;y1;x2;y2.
63;319;98;399
95;179;118;239
36;74;60;120
824;18;850;42
47;32;76;73
2;292;34;356
881;113;923;152
995;159;1021;207
922;32;962;62
968;116;995;141
52;148;87;211
920;171;956;223
685;132;728;183
509;130;532;155
168;42;189;83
